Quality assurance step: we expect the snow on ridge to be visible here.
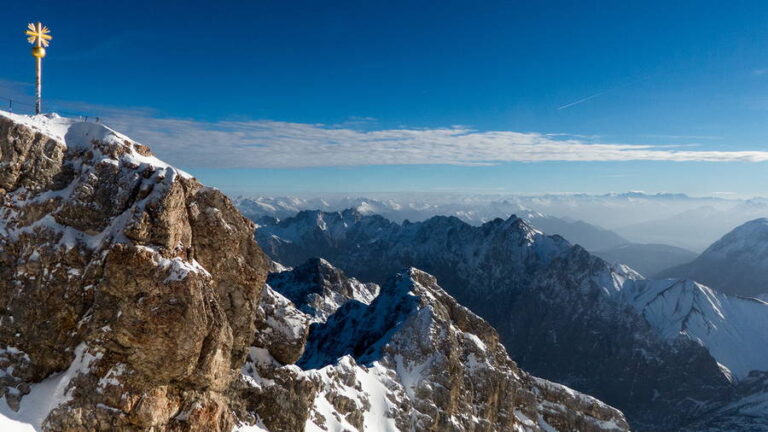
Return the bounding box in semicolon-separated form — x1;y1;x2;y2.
0;110;192;179
0;111;74;143
555;236;768;381
612;275;768;379
699;217;768;264
0;110;203;257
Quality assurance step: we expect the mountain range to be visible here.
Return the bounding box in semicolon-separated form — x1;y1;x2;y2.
236;193;768;252
257;208;768;431
234;195;727;275
235;195;629;251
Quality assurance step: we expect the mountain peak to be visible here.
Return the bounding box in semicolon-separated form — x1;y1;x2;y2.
267;256;379;322
718;217;768;240
657;217;768;298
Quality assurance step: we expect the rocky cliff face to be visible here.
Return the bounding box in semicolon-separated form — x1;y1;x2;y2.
242;260;630;432
0;112;631;432
0;115;267;431
0;112;270;431
257;208;768;431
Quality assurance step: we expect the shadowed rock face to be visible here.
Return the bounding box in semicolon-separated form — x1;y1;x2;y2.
0;113;270;431
266;257;379;322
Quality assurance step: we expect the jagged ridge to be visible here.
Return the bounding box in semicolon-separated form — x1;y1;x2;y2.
244;259;630;431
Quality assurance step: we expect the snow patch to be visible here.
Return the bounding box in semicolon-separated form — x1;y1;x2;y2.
0;343;100;431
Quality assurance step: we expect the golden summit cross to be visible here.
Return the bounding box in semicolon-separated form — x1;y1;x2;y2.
24;22;52;114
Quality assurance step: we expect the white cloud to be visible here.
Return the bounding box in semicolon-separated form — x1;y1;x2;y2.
0;90;759;169
91;109;768;168
2;73;767;168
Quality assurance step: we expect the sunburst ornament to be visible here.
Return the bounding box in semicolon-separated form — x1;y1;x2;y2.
26;22;52;56
24;22;52;114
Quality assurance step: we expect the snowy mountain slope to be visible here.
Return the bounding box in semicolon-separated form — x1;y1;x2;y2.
241;262;630;432
620;278;768;379
236;196;629;250
594;243;697;276
658;218;768;297
257;209;768;431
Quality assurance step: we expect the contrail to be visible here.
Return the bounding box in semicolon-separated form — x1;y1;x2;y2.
557;91;607;110
556;76;653;111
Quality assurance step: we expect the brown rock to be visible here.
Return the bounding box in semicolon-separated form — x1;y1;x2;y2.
0;115;269;431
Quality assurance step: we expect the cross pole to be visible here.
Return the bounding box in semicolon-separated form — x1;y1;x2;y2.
25;22;52;115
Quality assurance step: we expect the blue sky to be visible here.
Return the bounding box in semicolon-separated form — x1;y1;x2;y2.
2;1;768;196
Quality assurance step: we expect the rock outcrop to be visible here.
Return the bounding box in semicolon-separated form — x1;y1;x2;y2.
0;112;270;431
266;257;378;322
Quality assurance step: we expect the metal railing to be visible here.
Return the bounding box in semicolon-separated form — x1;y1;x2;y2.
1;95;100;122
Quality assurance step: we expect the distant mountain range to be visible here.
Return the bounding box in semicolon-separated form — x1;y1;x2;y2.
657;218;768;298
234;195;705;275
255;208;768;431
234;195;629;251
234;193;768;252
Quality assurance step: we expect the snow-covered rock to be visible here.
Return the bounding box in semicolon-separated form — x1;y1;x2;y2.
266;258;378;323
0;111;272;431
240;262;630;432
